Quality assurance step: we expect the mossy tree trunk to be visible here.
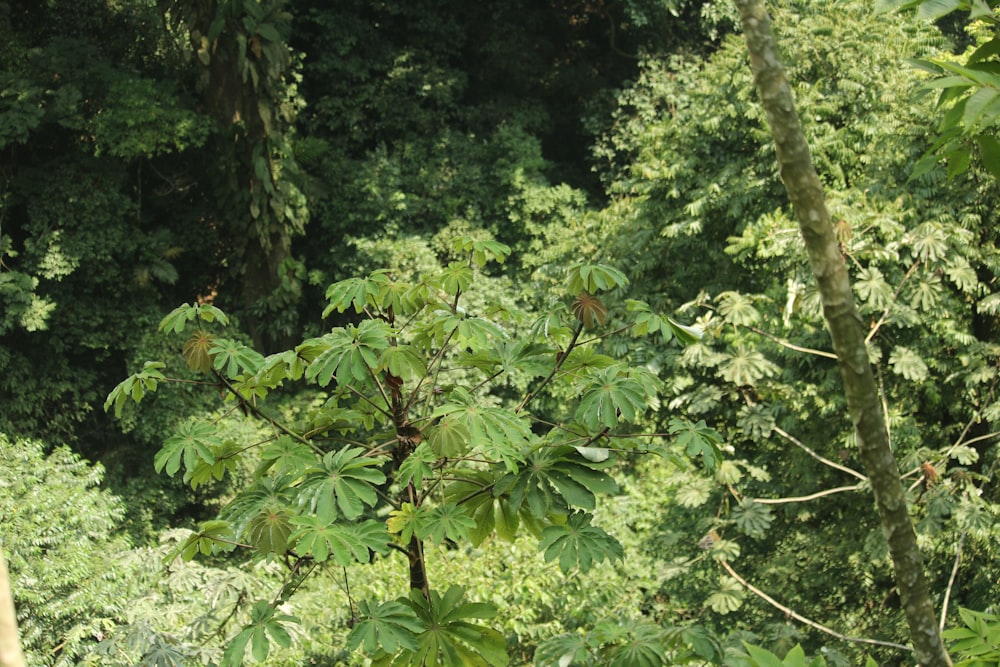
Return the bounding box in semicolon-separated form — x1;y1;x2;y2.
731;1;951;665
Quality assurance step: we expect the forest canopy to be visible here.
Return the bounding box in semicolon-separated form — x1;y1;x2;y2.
2;0;1000;666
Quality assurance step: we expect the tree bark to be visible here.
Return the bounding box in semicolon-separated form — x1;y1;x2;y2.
731;2;951;665
0;547;26;667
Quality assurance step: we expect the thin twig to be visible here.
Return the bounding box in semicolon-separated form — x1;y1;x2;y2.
719;560;912;652
773;425;867;481
940;531;966;633
753;483;864;504
748;326;837;359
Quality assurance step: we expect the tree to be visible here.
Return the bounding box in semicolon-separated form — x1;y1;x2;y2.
106;232;706;665
731;1;949;664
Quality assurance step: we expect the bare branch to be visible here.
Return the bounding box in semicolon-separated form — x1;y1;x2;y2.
773;425;867;481
940;531;966;633
720;559;912;653
748;325;838;359
753;484;864;505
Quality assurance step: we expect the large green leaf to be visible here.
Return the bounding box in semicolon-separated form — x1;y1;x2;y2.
348;599;425;655
323;270;391;315
209;338;266;377
575;365;648;431
220;601;298;667
304;320;391;387
154;420;221;477
431;388;531;470
104;361;166;417
296;447;386;521
394;586;508;667
538;511;624;574
289;517;389;564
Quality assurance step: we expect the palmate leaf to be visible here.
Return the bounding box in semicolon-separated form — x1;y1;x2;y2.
289;517;389;565
167;520;237;564
440;262;474;296
420;504;478;545
534;632;592;667
538;511;624;574
575;365;648;431
323;270;391;315
210;338;265;378
158;302;229;334
450;480;521;545
220;600;298;667
387;502;424;544
716;291;760;326
730;499;774;539
717;347;779;387
348;599;425;655
246;508;294;554
396;442;437;488
591;617;670;667
705;576;745;615
377;344;427;381
154;420;221;477
393;585;508;667
104;361;166;417
566;262;629;294
889;345;930;382
304;320;391;387
186;439;243;488
222;476;296;537
669;418;724;472
626;299;702;345
297;447;386;521
499;446;618;522
254;437;317;478
431;388;531;471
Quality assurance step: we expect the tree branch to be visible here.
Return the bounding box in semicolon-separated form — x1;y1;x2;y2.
753;483;864;505
773;425;867;481
748;325;838;359
720;559;913;653
940;531;965;633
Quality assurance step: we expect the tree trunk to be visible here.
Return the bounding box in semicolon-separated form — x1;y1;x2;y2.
731;2;951;665
0;547;26;667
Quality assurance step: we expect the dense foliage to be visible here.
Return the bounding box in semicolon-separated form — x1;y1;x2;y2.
3;0;1000;665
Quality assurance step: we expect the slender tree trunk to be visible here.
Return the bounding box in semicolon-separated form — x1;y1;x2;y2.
0;547;26;667
731;2;951;665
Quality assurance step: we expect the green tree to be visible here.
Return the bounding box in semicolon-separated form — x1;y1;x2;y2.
732;0;949;663
578;0;1000;660
106;233;704;665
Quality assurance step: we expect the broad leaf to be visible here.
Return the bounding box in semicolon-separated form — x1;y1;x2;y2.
296;447;386;521
348;599;425;655
289;517;389;565
220;600;298;667
104;361;166;417
575;365;648;431
154;420;221;477
538;511;624;574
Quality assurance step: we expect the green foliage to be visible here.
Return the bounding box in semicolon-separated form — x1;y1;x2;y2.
0;435;135;667
105;237;707;664
220;600;299;667
943;608;1000;666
